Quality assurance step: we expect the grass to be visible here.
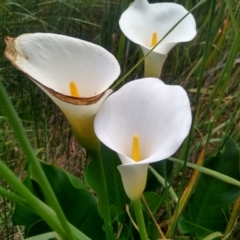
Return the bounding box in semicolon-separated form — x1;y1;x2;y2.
0;0;239;239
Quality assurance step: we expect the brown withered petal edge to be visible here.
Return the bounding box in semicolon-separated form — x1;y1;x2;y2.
4;36;108;105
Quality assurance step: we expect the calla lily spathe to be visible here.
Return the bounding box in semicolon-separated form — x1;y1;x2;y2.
94;78;192;200
119;0;196;78
5;33;120;151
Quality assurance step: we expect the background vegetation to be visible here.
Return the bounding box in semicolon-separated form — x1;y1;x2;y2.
0;0;239;239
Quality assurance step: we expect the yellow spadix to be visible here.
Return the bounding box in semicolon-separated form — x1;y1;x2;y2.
69;81;79;97
132;134;140;162
151;32;158;47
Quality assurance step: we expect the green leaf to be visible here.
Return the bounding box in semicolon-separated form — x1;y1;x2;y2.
202;232;223;240
143;192;162;214
24;231;59;240
178;138;240;238
101;144;129;211
148;165;178;203
110;204;118;222
13;162;104;240
146;160;173;192
12;170;42;227
85;144;128;212
27;220;52;238
143;192;165;240
119;223;130;240
168;158;240;187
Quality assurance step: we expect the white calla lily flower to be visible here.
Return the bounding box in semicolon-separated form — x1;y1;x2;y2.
5;33;120;151
94;78;192;200
119;0;196;78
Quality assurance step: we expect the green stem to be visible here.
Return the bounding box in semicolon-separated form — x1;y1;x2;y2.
167;0;216;238
0;160;91;240
168;157;240;187
148;166;178;203
0;186;29;208
132;198;148;240
0;82;75;239
0;160;66;238
89;151;113;240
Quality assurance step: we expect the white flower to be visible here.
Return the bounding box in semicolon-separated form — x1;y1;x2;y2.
119;0;196;78
94;78;192;200
5;33;120;151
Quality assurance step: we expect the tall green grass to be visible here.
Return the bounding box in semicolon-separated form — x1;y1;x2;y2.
0;0;239;239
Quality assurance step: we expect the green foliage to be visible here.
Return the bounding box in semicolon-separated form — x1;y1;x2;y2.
84;144;129;239
178;138;240;238
24;232;59;240
100;144;129;211
13;162;104;239
0;0;240;239
85;144;128;213
143;192;162;214
146;160;173;191
12;171;41;227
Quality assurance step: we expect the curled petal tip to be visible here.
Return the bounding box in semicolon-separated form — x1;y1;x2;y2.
4;36;17;62
4;33;119;152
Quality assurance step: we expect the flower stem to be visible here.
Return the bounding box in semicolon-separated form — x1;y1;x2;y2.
0;160;91;240
0;186;30;209
0;82;75;240
88;151;113;240
132;197;149;240
0;160;66;238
